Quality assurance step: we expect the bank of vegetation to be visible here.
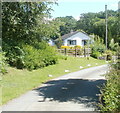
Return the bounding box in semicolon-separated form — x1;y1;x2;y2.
99;49;120;112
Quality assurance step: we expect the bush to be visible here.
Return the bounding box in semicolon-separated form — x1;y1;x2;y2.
109;39;119;51
90;35;106;59
23;42;58;70
42;46;58;66
22;45;43;70
91;41;106;54
99;62;120;112
91;51;101;58
0;50;7;74
61;45;82;49
56;53;68;60
112;61;120;70
3;41;58;70
5;46;25;69
61;46;70;49
105;50;113;60
73;45;82;49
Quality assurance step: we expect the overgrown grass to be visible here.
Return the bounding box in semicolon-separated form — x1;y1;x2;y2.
2;56;106;105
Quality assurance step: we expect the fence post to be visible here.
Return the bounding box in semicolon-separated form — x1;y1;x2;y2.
84;47;86;57
75;47;77;57
65;48;67;55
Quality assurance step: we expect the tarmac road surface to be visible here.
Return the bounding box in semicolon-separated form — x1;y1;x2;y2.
2;64;109;111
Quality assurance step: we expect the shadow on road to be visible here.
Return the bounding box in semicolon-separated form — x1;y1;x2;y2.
34;78;106;108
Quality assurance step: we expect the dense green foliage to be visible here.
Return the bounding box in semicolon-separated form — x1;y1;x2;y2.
23;42;58;70
109;39;119;51
90;36;118;60
99;48;120;112
90;35;106;58
2;2;60;70
75;10;119;45
54;16;77;36
3;3;41;45
0;48;7;74
2;2;58;44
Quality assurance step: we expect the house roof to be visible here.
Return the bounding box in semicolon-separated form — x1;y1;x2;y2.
61;31;90;40
62;31;79;40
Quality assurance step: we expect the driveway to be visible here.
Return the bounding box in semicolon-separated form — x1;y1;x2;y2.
2;65;109;111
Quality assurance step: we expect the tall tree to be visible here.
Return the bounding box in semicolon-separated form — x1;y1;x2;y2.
2;2;55;47
55;16;77;36
75;10;119;45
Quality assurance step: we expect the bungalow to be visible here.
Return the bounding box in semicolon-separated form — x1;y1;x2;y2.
61;31;90;47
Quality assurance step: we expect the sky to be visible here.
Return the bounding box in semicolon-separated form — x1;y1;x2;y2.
51;0;119;20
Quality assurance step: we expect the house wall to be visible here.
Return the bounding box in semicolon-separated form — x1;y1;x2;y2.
64;37;82;46
48;39;55;46
63;32;90;47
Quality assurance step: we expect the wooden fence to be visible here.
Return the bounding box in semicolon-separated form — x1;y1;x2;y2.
57;48;91;57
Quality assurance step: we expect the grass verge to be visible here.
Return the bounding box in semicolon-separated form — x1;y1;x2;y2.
2;56;106;105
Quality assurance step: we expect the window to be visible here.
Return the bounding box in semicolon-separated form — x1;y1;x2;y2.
67;40;76;45
82;40;87;46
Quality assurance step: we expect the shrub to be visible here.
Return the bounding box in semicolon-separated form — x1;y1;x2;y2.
99;62;120;112
61;46;70;49
109;39;119;51
90;35;106;59
3;40;58;70
74;45;82;49
91;51;101;58
105;50;113;60
33;41;47;50
57;54;67;60
41;44;58;66
0;49;7;74
22;42;58;70
5;46;25;69
61;45;82;49
55;37;63;49
22;45;43;70
112;61;120;70
91;39;106;54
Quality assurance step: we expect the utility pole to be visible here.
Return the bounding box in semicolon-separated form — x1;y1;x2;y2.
118;1;120;10
105;5;108;49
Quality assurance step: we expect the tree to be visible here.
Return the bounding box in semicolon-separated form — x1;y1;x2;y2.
75;13;97;34
2;2;55;47
75;10;119;45
93;19;106;42
55;16;77;36
2;2;59;69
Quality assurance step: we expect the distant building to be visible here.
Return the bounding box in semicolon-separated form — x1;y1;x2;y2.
48;39;55;46
61;31;90;47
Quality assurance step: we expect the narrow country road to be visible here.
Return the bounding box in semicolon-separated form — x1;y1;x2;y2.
2;65;109;111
